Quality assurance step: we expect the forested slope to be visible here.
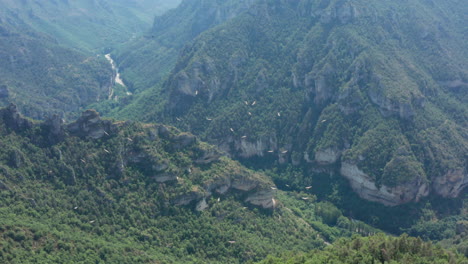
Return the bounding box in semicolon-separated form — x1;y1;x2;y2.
0;12;113;120
0;105;390;263
113;0;467;208
0;0;466;262
0;0;181;52
112;0;256;96
258;234;468;264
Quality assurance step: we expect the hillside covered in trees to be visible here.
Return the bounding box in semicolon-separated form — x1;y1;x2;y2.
0;0;466;263
258;234;468;264
0;8;112;119
107;0;467;224
0;105;389;263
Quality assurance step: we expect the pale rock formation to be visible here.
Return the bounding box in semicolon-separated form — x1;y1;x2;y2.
433;169;467;198
245;190;276;209
196;198;209;211
154;173;178;183
315;148;341;165
340;162;429;206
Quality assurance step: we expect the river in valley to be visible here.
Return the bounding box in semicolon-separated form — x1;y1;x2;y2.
105;54;132;98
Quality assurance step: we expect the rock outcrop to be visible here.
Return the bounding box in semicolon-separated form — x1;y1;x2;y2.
195;198;209;211
233;135;278;159
153;173;178;183
245;190;277;209
173;191;204;206
66;109;117;139
194;148;222;165
42;114;65;144
0;103;33;131
432;169;468;198
317;1;361;24
340;162;429;206
172;132;197;150
368;90;419;120
171;170;276;211
0;85;9;98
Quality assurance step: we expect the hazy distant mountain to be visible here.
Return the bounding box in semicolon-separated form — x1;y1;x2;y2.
113;0;256;94
0;0;181;52
0;0;181;119
0;11;112;119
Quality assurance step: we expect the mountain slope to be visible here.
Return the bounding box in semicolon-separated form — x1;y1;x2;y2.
0;105;390;263
258;234;468;264
112;0;256;96
116;0;467;207
0;12;113;120
0;0;181;52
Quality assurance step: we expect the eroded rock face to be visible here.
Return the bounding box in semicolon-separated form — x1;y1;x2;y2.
173;191;204;206
205;177;231;195
315;148;341;165
317;1;360;25
433;169;467;198
245;190;276;209
303;64;336;108
172;182;276;210
231;176;259;192
154;173;177;183
340;162;429;206
194;149;222;165
196;198;209;211
234;136;278;158
1;103;33;131
0;85;9;98
367;90;425;120
167;58;216;114
67;109;116;139
172;133;197;150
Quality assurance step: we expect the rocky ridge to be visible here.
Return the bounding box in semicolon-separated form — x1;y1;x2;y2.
0;105;277;210
155;0;467;206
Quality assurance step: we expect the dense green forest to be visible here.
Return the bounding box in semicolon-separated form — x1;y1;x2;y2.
107;0;467;223
258;234;468;264
0;10;112;120
0;105;381;263
0;104;465;262
0;0;466;262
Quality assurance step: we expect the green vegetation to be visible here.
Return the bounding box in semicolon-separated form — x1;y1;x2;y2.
111;0;467;208
0;0;181;52
0;0;181;120
0;13;112;120
112;0;257;94
0;106;390;263
258;234;468;264
0;0;466;262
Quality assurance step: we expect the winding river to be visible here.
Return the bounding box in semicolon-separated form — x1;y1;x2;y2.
105;54;132;98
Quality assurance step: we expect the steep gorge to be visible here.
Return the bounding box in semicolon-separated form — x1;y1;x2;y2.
115;0;467;206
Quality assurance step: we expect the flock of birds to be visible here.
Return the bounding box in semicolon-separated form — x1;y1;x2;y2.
175;98;328;156
71;97;318;243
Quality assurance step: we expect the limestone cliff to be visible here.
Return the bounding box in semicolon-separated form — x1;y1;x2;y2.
340;162;429;206
116;0;467;206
